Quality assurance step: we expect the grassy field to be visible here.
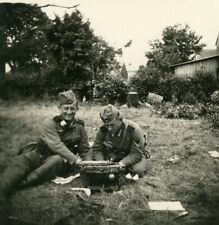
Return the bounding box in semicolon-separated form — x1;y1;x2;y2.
0;100;219;225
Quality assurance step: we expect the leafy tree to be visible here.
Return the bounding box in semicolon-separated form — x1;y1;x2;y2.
145;24;206;74
88;37;122;99
0;3;122;99
120;64;128;80
0;3;50;75
88;36;122;81
45;12;122;98
129;66;171;101
46;11;95;80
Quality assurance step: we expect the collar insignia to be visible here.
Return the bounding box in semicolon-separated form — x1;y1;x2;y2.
60;120;67;127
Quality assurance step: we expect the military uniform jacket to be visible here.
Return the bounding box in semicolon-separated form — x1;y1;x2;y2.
93;119;147;166
39;115;91;164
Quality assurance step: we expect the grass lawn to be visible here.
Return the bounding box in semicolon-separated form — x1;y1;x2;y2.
0;100;218;225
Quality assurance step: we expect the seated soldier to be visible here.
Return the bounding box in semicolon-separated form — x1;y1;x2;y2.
0;90;92;197
92;104;150;177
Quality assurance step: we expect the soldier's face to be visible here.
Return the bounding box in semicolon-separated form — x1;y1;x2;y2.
104;119;122;135
59;103;78;121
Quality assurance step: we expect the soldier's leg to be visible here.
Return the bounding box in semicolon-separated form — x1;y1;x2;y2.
0;151;41;196
129;156;148;177
0;191;10;225
20;155;64;187
0;151;41;224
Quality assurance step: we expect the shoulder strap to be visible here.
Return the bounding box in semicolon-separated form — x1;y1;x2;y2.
75;118;85;126
119;124;135;149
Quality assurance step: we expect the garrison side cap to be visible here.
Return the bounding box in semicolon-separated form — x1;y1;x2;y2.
58;90;77;105
100;104;122;123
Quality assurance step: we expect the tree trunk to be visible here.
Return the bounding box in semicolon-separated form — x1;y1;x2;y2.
0;60;5;77
0;33;6;77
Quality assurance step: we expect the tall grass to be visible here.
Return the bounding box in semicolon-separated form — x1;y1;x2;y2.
0;100;218;225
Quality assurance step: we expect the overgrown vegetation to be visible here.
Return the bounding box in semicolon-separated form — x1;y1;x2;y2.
152;102;206;120
129;71;219;103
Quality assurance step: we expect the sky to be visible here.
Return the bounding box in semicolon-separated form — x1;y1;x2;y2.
1;0;219;71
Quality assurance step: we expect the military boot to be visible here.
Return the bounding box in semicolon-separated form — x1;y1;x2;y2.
19;171;39;188
0;189;11;225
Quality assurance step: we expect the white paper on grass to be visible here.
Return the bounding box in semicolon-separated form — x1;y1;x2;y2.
52;173;80;184
132;174;139;181
148;201;185;211
125;173;132;179
125;173;139;180
70;188;91;196
208;151;219;158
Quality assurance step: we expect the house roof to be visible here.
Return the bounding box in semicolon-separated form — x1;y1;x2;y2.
197;49;219;59
170;54;219;68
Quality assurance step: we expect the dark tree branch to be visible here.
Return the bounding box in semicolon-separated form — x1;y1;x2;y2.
36;4;79;9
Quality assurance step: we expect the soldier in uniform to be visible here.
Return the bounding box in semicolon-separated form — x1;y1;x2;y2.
0;90;91;202
93;104;150;177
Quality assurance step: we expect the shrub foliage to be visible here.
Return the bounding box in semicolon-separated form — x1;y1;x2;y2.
94;75;128;104
129;70;219;104
153;102;206;120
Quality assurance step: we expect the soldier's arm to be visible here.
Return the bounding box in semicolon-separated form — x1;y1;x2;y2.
120;126;145;166
92;127;107;160
78;125;92;160
41;118;78;164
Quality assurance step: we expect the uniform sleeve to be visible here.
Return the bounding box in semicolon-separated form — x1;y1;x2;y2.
92;128;106;160
120;126;145;166
41;118;78;164
78;126;93;160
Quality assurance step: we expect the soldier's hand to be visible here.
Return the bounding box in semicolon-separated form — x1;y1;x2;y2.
75;157;82;165
118;161;125;167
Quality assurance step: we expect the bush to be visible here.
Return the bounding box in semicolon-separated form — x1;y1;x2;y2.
154;102;206;120
193;71;218;96
171;77;193;102
94;75;128;104
0;72;42;99
171;72;218;104
205;103;219;128
129;69;219;104
0;69;91;100
211;90;219;104
128;67;173;102
183;91;197;104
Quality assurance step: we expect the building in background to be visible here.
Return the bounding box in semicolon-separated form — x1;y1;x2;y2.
196;33;219;59
170;33;219;78
127;70;137;79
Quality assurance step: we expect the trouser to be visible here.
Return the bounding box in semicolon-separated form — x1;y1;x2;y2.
20;154;64;187
0;151;64;196
129;156;148;177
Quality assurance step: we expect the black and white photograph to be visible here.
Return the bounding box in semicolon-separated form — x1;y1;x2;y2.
0;0;219;225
